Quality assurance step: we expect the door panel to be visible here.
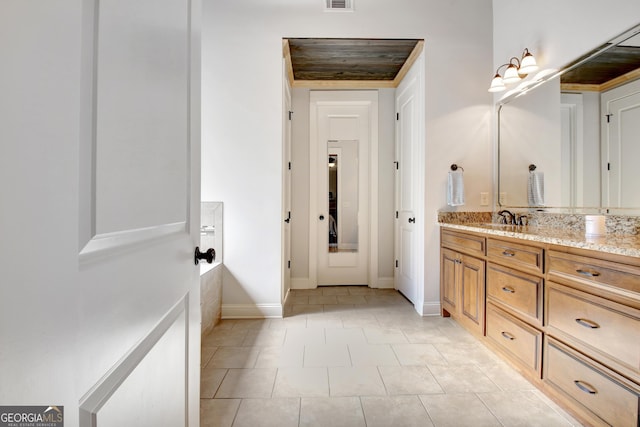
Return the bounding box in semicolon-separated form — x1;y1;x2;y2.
0;1;201;425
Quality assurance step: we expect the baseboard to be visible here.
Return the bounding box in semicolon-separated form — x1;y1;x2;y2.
221;303;283;319
375;277;394;289
291;278;314;289
420;301;441;317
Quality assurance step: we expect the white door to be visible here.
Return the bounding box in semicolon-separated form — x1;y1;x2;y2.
394;69;422;304
0;2;201;426
282;63;292;301
602;80;640;208
309;91;377;286
560;93;584;206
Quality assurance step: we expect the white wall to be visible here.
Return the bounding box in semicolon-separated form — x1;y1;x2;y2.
202;0;494;314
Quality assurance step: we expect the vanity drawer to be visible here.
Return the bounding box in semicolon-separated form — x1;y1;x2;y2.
546;281;640;381
487;238;544;274
547;249;640;298
544;337;640;427
486;303;542;376
487;263;542;326
441;229;485;257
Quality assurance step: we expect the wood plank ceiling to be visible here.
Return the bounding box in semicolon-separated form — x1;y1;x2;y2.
283;38;424;89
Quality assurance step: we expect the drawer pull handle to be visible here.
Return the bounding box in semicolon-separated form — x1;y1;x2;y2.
574;380;597;395
576;269;600;277
501;331;515;341
502;250;515;257
501;286;515;294
575;318;600;329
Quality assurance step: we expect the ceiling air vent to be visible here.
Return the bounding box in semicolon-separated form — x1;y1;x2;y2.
325;0;354;11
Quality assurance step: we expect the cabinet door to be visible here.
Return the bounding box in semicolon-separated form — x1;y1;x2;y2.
441;248;459;315
459;253;486;334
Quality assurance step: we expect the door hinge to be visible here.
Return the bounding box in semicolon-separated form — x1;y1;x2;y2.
394;161;399;170
288;111;293;120
395;260;399;268
396;112;399;120
395;211;398;219
288;161;291;170
288;260;291;269
606;113;612;123
607;162;611;171
284;211;291;223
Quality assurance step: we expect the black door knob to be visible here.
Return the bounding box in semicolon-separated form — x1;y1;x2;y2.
319;215;325;220
408;217;416;223
194;247;215;265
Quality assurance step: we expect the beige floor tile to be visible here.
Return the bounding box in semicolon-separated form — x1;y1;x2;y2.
232;398;300;427
241;328;286;347
402;327;453;344
337;295;368;304
348;343;399;366
477;391;576;426
284;327;325;346
202;328;248;347
363;327;409;344
321;287;350;295
433;342;502;366
309;295;339;305
428;364;501;393
299;396;366;427
289;304;324;316
200;398;240;427
290;295;309;304
201;345;218;367
304;343;351;367
420;393;501;427
361;396;434;427
306;316;344;329
392;343;448;366
347;286;375;295
292;288;323;296
215;368;277;398
200;365;227;398
254;345;304;368
231;319;270;331
340;314;379;329
207;346;259;368
273;367;329;397
482;361;537;391
322;304;356;313
378;366;444;395
325;327;366;345
268;316;307;329
328;366;386;396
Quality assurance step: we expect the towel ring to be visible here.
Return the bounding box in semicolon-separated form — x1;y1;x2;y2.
450;164;464;171
529;164;537;171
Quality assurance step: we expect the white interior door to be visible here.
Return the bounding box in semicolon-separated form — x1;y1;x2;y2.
602;79;640;208
309;91;377;286
394;71;421;304
282;63;292;301
0;1;201;426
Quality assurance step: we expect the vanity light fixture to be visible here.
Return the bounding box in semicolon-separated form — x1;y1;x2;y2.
488;48;539;92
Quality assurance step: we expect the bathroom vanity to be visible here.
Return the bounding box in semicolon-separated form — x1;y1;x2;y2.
439;222;640;427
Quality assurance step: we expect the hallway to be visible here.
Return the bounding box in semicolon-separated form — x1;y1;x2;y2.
200;287;580;426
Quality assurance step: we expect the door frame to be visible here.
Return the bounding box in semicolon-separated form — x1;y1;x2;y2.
308;90;379;288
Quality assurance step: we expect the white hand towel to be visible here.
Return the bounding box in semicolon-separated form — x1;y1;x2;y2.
447;170;465;206
528;171;544;206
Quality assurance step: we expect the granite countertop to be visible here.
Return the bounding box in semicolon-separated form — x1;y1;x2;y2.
440;222;640;259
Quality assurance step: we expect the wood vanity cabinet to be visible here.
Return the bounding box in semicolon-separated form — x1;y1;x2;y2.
440;226;640;426
440;229;486;337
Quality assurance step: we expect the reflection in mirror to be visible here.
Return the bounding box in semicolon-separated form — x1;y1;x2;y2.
498;23;640;214
327;141;358;253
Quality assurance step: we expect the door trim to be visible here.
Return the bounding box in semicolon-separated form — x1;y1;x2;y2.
308;90;379;288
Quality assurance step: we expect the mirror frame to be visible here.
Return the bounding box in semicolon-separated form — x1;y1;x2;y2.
496;22;640;214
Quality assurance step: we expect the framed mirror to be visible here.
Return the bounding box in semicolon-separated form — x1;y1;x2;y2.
497;22;640;214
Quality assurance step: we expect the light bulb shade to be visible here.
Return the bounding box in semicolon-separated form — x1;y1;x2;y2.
502;64;521;84
488;74;505;92
519;52;538;74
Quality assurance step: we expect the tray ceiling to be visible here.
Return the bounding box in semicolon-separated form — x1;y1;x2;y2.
283;38;423;88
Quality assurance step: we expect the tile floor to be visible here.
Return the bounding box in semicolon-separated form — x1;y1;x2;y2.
201;286;582;427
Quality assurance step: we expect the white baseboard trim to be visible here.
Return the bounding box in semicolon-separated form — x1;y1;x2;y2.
221;303;283;319
420;301;441;317
291;278;314;289
375;277;394;289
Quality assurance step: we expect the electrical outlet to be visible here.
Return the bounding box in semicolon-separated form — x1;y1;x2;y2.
480;192;489;206
499;192;507;205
